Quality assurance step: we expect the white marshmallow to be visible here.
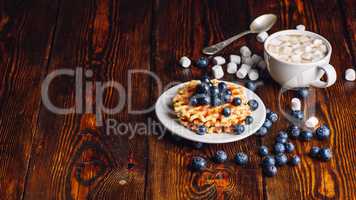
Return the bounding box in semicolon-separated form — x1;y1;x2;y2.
313;39;323;46
257;60;267;70
212;65;224;79
345;68;356;81
227;62;238;74
230;54;241;64
302;53;312;60
257;32;269;43
280;46;293;54
179;56;191;68
236;64;251;79
240;46;252;57
319;44;328;53
242;56;254;66
248;69;259;81
296;24;306;31
213;56;226;65
251;54;262;65
291;98;301;111
305;116;319;128
291;55;302;63
304;46;312;53
269;38;282;46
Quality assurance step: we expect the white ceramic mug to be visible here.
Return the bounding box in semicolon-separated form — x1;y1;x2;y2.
264;30;337;88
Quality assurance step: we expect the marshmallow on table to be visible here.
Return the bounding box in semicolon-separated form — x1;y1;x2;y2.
248;69;259;81
345;68;356;81
212;65;224;79
240;46;252;57
291;98;301;111
213;56;226;65
257;60;267;70
227;62;238;74
257;31;269;43
230;54;241;64
305;116;319;128
251;54;262;65
242;56;254;66
296;24;306;31
179;56;191;68
236;64;251;79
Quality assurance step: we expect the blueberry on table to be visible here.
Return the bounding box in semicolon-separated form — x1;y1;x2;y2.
300;131;313;141
256;126;268;137
191;156;207;171
245;116;253;124
309;146;320;158
297;87;309;98
222;107;231;117
276;137;287;144
222;94;232;103
197;125;207;135
315;125;330;140
214;150;228;163
277;131;288;139
232;97;242;106
259;146;269;157
218;82;227;92
263;119;272;129
319;148;332;161
200;75;211;84
196;83;210;94
262;155;276;167
245;81;257;91
234;124;245;135
263;165;278;177
291;110;304;120
275;154;288;166
289;155;301;166
288;125;301;139
196;57;209;68
210;86;219;96
284;142;295;153
235;152;248;165
274;143;286;154
267;111;278;122
248;99;259;111
211;96;222;106
225;89;232;96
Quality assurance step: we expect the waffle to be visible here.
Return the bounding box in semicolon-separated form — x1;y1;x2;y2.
172;79;252;134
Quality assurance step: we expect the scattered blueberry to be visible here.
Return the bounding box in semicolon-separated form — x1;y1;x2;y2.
263;165;278;177
211;96;222;106
190;96;199;106
275;154;288;166
235;152;248;165
200;75;210;84
245;116;253;124
218;82;228;92
214;150;228;163
263;119;273;129
234;124;245;135
267;111;278;122
232;97;242;106
196;83;210;94
309;146;320;158
256;126;268;137
315;125;330;140
222;94;232;103
319;148;332;161
248;99;259;111
276;131;288;143
262;156;276;167
245;81;257;91
223;107;231;117
300;131;313;141
284;142;295;153
210;86;219;96
274;143;286;154
259;146;269;156
197;125;207;135
196;57;209;68
225;89;232;96
191;156;207;171
276;136;287;144
291;110;304;120
197;95;210;105
289;155;301;166
297;88;309;98
288;125;301;139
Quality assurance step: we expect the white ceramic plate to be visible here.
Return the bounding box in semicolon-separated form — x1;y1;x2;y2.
155;81;266;144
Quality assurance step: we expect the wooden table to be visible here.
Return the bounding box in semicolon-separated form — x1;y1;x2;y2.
0;0;355;199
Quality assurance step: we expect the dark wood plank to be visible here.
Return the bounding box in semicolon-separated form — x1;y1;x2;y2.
146;1;264;199
22;0;152;199
339;0;356;63
0;0;60;199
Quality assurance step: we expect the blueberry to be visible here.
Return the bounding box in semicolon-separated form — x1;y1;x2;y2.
300;131;313;141
190;96;199;106
263;119;273;129
276;136;287;144
288;125;301;139
275;154;288;166
291;110;304;120
225;89;232;96
196;83;210;94
197;95;210;105
289;155;301;166
234;124;245;135
315;125;330;140
256;126;268;137
248;99;259;111
309;146;320;158
200;75;210;83
222;94;232;103
218;82;228;92
235;152;248;165
284;142;295;153
267;111;278;122
297;88;309;98
319;148;332;161
245;81;257;91
223;107;231;117
196;57;209;68
214;150;228;163
191;156;207;171
277;131;288;139
262;155;276;167
245;116;253;124
259;146;269;157
263;165;278;177
274;143;286;154
192;142;204;149
210;86;219;96
197;125;207;135
233;97;242;106
211;96;222;106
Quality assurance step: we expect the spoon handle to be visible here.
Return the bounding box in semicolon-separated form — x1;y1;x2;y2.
202;30;251;55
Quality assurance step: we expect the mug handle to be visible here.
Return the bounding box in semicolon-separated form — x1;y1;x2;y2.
310;64;337;88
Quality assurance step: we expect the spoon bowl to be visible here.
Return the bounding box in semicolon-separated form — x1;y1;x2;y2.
250;14;277;33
